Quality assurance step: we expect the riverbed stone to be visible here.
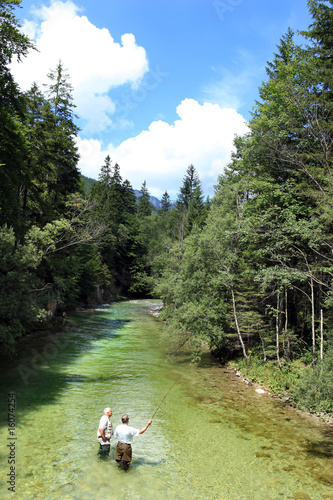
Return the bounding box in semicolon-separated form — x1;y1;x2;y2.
202;397;214;404
255;388;266;394
282;465;295;471
319;473;333;486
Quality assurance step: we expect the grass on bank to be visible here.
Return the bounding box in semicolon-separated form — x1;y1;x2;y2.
228;349;333;421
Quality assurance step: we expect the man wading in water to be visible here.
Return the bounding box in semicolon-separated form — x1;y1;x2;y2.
97;407;113;454
114;414;152;468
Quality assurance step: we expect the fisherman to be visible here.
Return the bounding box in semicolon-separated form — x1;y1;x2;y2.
97;407;113;454
114;414;152;468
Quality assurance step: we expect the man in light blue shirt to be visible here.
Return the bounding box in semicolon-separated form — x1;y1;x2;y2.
114;414;152;467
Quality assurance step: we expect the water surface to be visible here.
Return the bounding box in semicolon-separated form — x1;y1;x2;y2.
0;300;332;499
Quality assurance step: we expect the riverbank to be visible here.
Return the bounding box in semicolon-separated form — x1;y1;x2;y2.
1;299;333;498
227;357;333;426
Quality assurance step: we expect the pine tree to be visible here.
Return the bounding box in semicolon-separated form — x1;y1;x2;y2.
160;191;171;214
176;164;200;210
0;0;34;235
175;165;206;235
138;180;152;217
299;0;333;181
98;155;112;184
23;83;50;227
121;179;137;217
0;0;33;105
43;61;80;214
266;27;297;78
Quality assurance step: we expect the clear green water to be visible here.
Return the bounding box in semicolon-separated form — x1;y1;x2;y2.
0;299;332;499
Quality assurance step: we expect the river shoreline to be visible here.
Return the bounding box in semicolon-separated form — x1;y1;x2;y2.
6;303;333;430
1;299;332;499
225;363;333;426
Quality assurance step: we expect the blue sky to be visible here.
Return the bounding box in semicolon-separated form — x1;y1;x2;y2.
13;0;312;199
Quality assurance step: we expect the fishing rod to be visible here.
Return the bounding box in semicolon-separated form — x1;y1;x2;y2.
150;336;202;420
150;357;200;420
151;371;183;420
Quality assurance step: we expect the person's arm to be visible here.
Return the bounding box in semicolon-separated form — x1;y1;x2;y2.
99;427;107;441
98;416;108;440
139;420;152;434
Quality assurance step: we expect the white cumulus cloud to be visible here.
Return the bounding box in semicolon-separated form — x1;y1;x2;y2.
77;99;249;198
11;0;148;133
11;1;249;199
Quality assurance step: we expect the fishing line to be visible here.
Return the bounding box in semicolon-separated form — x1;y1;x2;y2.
150;334;202;420
151;371;183;420
150;359;199;420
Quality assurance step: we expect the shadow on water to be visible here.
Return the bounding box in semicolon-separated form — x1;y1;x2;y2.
133;456;165;468
304;438;333;461
0;311;132;427
95;453;165;481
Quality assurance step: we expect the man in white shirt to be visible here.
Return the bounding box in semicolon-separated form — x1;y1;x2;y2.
114;413;152;467
97;407;113;454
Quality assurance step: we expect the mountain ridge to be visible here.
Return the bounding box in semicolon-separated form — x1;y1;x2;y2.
81;174;175;208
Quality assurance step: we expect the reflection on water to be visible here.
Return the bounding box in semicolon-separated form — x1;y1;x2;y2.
0;300;332;499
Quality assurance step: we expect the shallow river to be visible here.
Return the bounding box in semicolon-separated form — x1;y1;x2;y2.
0;300;332;499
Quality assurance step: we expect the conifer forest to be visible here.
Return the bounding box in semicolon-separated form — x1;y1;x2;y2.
1;0;333;416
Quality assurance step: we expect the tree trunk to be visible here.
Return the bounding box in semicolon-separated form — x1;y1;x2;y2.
231;285;248;361
258;331;267;366
284;287;290;359
320;308;323;375
276;292;282;368
310;277;316;365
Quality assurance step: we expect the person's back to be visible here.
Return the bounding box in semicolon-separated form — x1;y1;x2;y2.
114;414;152;467
114;423;139;444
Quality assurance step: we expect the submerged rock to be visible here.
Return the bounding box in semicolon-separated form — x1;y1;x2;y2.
282;465;295;471
202;397;215;404
255;452;271;458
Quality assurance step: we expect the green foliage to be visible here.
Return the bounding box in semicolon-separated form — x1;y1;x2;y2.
138;180;152;217
0;0;333;426
0;226;43;352
81;174;97;194
160;191;171;214
89;158;155;298
151;0;333;417
175;164;207;235
0;2;33;235
295;343;333;414
0;1;157;351
232;344;333;415
232;356;301;396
